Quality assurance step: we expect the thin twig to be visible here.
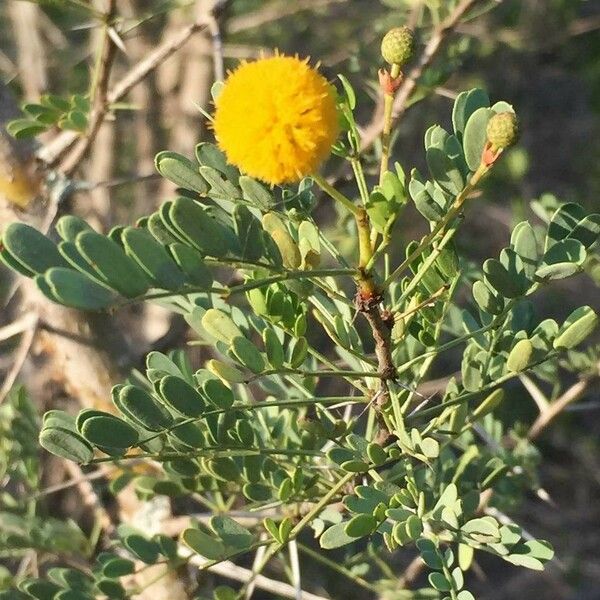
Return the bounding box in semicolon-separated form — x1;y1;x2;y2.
35;468;107;497
0;315;39;404
181;546;329;600
519;373;550;413
198;42;269;60
206;14;224;82
0;312;37;343
399;555;426;588
289;540;302;600
79;172;161;190
226;0;347;34
528;373;597;440
393;284;449;322
60;0;118;175
297;542;378;592
568;15;600;37
245;542;267;600
63;461;115;537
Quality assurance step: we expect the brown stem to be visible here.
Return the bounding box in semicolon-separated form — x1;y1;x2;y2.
355;287;396;431
364;305;396;382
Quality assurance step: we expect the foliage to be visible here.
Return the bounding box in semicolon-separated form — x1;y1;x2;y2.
0;388;92;593
1;0;600;598
1;73;599;598
7;94;90;139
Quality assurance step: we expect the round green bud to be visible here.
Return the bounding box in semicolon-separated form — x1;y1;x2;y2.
486;111;519;149
381;26;415;66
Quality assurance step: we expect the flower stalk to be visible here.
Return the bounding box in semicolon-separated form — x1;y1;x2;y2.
379;25;414;183
312;172;375;294
379;63;402;184
312;172;361;216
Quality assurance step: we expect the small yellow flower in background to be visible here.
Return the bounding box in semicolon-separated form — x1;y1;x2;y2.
213;54;338;186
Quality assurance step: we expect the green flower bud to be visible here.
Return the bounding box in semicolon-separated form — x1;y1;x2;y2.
486;112;519;150
381;26;415;66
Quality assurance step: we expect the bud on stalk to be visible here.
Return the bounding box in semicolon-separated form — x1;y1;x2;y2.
486;111;519;151
381;26;415;67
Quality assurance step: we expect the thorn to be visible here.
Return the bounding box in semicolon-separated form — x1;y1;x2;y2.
107;27;127;55
536;487;557;507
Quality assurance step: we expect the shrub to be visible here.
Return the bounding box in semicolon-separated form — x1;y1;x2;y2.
1;18;599;600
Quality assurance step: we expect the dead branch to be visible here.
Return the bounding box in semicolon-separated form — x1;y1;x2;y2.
0;312;38;343
0;315;39;403
528;369;599;441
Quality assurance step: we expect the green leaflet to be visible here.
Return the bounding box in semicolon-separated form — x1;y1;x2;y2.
40;268;117;310
202;308;243;344
75;231;150;298
554;306;598;349
39;427;93;464
2;222;67;275
463;107;493;171
158;375;206;418
122;227;186;291
80;414;139;449
155;151;208;193
117;385;173;432
168;197;231;258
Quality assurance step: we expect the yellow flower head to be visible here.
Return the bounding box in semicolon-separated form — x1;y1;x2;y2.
213;55;339;185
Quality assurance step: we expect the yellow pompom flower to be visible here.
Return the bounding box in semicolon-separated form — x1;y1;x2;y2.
213;54;339;185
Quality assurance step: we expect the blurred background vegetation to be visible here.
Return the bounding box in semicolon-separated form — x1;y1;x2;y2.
1;1;599;598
